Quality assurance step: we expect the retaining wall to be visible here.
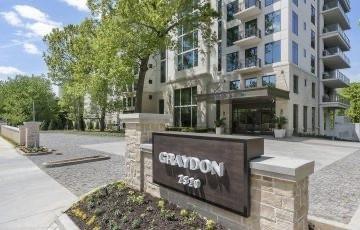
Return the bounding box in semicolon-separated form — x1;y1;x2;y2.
0;125;21;144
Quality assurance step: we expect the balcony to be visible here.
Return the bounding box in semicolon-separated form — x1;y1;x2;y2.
234;28;262;47
235;58;262;74
321;94;350;109
322;47;350;69
322;24;350;51
322;70;350;88
322;0;350;30
235;0;262;21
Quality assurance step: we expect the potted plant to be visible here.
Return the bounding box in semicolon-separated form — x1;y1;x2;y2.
214;117;226;135
274;116;287;138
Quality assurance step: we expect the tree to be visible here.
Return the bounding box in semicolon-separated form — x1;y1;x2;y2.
341;83;360;123
0;75;58;125
88;0;217;112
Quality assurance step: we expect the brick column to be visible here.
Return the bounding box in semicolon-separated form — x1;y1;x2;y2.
120;113;170;191
23;122;41;148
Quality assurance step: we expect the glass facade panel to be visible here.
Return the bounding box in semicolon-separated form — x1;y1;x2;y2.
227;0;239;21
227;26;239;46
262;75;276;87
174;87;197;127
265;11;281;35
230;80;241;90
226;52;239;72
265;40;281;64
245;78;257;88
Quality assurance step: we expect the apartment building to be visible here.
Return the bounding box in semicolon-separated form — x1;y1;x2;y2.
121;0;351;136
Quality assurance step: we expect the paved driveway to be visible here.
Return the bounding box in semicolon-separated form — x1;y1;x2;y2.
0;138;77;230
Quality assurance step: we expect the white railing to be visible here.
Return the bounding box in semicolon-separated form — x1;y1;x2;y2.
323;70;350;84
323;47;350;65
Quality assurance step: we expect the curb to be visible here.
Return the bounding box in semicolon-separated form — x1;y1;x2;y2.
43;155;111;168
308;215;349;230
55;214;80;230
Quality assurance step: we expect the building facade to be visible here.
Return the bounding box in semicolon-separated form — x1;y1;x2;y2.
122;0;351;136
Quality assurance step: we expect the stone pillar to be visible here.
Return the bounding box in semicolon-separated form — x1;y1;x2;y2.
23;122;41;148
19;125;26;146
120;113;171;191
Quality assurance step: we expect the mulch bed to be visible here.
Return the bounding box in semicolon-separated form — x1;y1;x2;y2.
67;181;224;230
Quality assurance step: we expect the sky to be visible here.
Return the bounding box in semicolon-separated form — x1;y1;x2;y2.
0;1;359;82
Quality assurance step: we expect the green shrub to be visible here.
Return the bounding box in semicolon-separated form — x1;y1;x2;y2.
48;120;57;130
205;219;216;230
88;121;94;130
40;120;49;130
131;218;142;229
95;121;100;130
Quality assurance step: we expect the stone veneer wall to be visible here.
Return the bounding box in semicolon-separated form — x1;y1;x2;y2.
0;122;40;147
0;125;20;144
141;148;309;230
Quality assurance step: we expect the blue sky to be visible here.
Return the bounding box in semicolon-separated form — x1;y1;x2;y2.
0;1;359;82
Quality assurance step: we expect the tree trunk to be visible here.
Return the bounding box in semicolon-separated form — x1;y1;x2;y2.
100;106;106;131
135;56;149;113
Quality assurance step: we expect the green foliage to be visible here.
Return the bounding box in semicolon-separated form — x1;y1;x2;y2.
274;116;288;129
341;83;360;123
180;209;189;217
214;117;226;127
88;121;94;130
205;219;216;230
0;75;58;125
95;121;100;130
131;218;142;229
48;120;57;130
157;200;165;209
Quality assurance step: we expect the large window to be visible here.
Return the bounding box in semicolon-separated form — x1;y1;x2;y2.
311;5;315;25
312;107;316;132
174;87;197;127
303;106;308;132
218;20;222;40
160;50;166;83
292;11;298;35
312;82;316;98
218;42;222;71
227;26;239;46
293;0;298;6
262;75;276;87
311;55;315;74
159;99;164;114
227;0;238;21
245;78;257;89
293;75;299;94
226;52;239;72
292;41;298;65
265;41;281;64
311;30;315;49
178;30;198;71
265;11;281;35
265;0;279;6
230;80;240;90
217;0;222;18
293;104;298;133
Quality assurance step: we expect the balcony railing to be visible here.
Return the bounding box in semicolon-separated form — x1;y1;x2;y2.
322;94;350;105
323;47;350;64
322;70;350;84
239;28;261;40
323;24;350;46
323;0;350;25
239;0;262;11
239;58;262;69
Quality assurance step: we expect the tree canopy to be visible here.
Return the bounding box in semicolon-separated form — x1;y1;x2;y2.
341;83;360;123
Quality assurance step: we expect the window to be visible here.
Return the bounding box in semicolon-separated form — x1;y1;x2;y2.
227;26;239;46
265;0;279;6
122;98;127;107
218;21;222;40
217;0;222;18
133;97;136;107
149;79;153;84
311;5;315;25
262;75;276;87
245;78;257;88
304;22;306;30
159;99;164;114
304;79;307;87
218;42;222;71
178;31;198;71
292;41;298;65
311;55;315;74
160;61;166;83
227;0;238;22
292;11;298;35
265;11;281;35
293;0;298;6
293;104;298;133
312;82;316;98
293;75;298;94
230;80;240;90
312;107;316;132
311;30;315;49
265;41;281;64
303;106;308;132
304;49;307;58
127;97;132;107
149;95;153;100
174;87;197;127
226;52;239;72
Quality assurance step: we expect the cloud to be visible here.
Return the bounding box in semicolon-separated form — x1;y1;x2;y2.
25;21;60;37
0;11;22;26
60;0;89;12
0;66;24;80
14;5;49;23
23;43;40;55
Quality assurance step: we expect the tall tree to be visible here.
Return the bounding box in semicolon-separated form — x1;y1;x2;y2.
341;83;360;123
88;0;217;112
0;75;58;125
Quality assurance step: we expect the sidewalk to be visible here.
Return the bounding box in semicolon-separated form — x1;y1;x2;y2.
0;137;77;230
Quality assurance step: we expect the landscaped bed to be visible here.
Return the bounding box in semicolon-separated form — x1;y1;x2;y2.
67;181;224;230
17;145;52;155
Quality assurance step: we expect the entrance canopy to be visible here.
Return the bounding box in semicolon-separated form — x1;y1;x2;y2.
197;87;290;104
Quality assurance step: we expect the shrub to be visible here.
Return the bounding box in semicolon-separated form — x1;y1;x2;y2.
88;121;94;130
95;121;100;130
205;219;216;230
48;120;57;130
180;209;189;217
40;120;49;130
131;218;142;229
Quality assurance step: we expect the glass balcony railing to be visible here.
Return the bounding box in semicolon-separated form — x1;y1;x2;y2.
323;0;350;25
323;94;350;105
323;24;350;47
240;58;262;69
323;47;350;64
239;0;261;11
239;28;262;40
322;70;350;84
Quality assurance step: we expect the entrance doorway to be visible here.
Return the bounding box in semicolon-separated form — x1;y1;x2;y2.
232;101;275;134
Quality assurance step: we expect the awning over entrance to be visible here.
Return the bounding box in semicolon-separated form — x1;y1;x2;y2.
197;87;290;104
